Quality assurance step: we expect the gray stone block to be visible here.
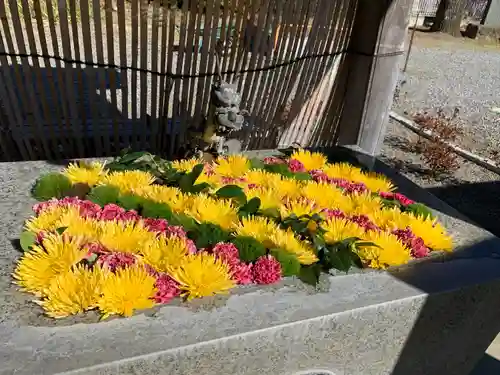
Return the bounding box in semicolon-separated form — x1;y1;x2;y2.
1;152;500;375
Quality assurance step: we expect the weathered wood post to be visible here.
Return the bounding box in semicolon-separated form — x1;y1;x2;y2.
337;0;413;156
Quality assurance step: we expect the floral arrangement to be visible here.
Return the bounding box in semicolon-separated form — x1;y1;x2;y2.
13;149;453;320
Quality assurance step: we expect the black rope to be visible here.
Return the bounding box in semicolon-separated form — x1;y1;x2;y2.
0;49;403;78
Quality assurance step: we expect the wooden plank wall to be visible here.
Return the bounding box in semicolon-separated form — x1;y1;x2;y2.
0;0;357;161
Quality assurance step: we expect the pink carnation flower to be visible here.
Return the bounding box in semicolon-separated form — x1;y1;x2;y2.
97;252;137;272
263;156;285;165
119;210;139;222
321;208;346;220
349;215;380;232
309;169;331;183
143;218;169;233
231;261;253;284
252;255;281;285
185;239;198;254
392;227;430;258
165;225;188;239
212;242;240;265
99;204;126;221
78;201;102;218
394;193;415;206
288;159;306;172
153;273;181;303
84;242;107;256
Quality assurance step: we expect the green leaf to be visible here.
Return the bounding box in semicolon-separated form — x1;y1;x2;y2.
19;231;37;252
249;158;266;170
190;164;205;183
405;203;434;220
265;163;291;176
170;213;198;232
141;200;173;220
260;207;281;219
328;248;353;273
380;197;402;209
215;185;247;205
31;173;72;201
117;194;143;211
290;172;312;181
55;227;67;235
240;197;261;215
270;249;301;277
87;185;120;206
298;264;321;286
231;236;266;262
191;182;211;194
188;223;230;249
119;151;149;164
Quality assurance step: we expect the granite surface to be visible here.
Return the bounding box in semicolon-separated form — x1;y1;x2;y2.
1;151;500;374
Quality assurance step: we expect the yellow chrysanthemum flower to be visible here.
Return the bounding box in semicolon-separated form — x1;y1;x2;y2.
187;195;238;230
301;181;344;209
102;170;156;194
139;185;192;213
279;198;320;219
348;193;383;216
322;218;365;244
356;172;395;193
244;170;281;189
24;205;76;233
98;220;155;254
235;216;277;245
36;264;106;318
269;177;302;199
290;149;327;171
245;187;281;211
58;211;101;241
405;214;453;251
98;265;157;319
215;155;250;177
13;234;86;296
170;253;235;300
369;207;409;231
141;235;190;273
323;162;364;181
171;158;201;172
358;231;411;269
268;228;318;265
63;161;107;186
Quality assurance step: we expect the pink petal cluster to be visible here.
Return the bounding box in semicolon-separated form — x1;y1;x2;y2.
321;208;346;220
212;242;253;285
143;218;169;233
246;183;259;190
309;171;367;194
263;156;285;165
33;197;101;218
392;227;430;258
153;273;181;303
97;252;137;272
221;176;247;185
252;255;281;285
288;159;306;172
84;242;107;256
379;192;415;206
98;204;126;220
349;215;380;232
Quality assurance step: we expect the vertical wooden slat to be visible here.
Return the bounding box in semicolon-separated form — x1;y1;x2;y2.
44;0;73;157
178;0;197;146
7;0;51;159
80;0;104;156
247;0;284;148
104;0;120;154
253;0;297;149
296;0;343;146
92;0;111;155
218;0;231;69
0;21;29;160
58;0;85;157
157;3;169;152
199;0;221;119
149;0;161;153
224;0;249;81
139;0;149;150
19;0;59;159
161;7;176;156
171;0;189;154
192;0;215;131
32;0;66;159
130;0;140;150
117;0;129;151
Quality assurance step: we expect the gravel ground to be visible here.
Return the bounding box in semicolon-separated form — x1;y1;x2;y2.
394;40;500;159
381;118;500;237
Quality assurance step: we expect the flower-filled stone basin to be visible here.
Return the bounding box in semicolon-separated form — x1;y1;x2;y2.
13;149;453;320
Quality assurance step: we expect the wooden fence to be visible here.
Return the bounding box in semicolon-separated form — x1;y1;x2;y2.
0;0;404;161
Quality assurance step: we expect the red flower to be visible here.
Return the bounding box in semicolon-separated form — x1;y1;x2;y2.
252;255;281;285
321;208;346;220
212;242;240;265
394;193;415;206
231;262;253;285
97;252;137;272
349;215;380;232
392;227;430;258
119;210;140;222
165;225;188;239
263;156;285;165
288;159;306;172
99;204;126;221
143;218;169;233
153;273;181;303
309;169;331;183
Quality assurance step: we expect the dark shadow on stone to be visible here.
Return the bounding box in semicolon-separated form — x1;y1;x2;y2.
426;180;500;238
469;354;500;375
10;238;23;254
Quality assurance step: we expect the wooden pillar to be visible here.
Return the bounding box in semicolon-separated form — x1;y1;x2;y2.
336;0;413;156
